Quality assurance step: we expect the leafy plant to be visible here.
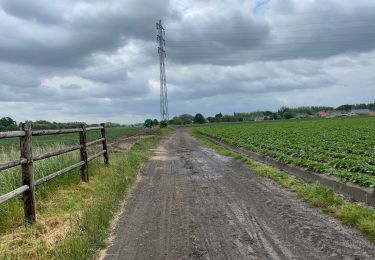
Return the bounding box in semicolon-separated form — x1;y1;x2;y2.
196;117;375;188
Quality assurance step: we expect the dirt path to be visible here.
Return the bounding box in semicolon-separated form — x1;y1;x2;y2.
102;129;375;260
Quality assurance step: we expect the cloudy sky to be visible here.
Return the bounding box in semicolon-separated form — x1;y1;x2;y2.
1;0;375;124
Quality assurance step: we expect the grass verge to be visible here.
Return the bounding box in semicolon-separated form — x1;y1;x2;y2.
193;132;375;242
0;135;160;259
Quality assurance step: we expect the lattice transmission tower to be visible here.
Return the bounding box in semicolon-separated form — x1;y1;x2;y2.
156;19;169;121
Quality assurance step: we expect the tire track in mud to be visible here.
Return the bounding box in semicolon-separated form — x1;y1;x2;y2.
103;129;375;260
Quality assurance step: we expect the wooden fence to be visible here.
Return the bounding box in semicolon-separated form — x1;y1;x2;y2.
0;122;109;224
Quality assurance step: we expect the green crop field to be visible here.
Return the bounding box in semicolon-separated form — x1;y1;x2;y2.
196;117;375;188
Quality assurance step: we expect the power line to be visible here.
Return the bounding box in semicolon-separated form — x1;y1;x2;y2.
156;19;169;122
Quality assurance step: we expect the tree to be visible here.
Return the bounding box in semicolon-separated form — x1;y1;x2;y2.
179;114;194;124
215;113;223;118
153;119;159;126
207;117;215;123
272;113;278;120
284;112;294;119
171;114;194;125
336;104;352;111
264;111;273;116
278;107;295;119
0;117;17;131
193;113;205;124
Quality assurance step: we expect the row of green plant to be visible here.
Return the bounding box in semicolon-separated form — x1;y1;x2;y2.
195;117;375;188
193;133;375;242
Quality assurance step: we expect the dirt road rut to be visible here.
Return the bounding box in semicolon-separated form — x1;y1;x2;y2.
103;129;375;259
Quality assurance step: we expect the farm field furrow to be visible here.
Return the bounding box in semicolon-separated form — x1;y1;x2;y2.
196;117;375;188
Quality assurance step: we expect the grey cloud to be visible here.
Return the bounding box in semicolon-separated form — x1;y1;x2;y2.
165;1;375;65
1;0;65;24
0;0;375;123
0;0;169;67
167;61;335;101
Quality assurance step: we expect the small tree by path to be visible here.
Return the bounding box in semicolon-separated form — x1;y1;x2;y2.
194;113;205;124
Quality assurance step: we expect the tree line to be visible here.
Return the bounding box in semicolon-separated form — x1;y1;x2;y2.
0;118;123;131
169;102;375;125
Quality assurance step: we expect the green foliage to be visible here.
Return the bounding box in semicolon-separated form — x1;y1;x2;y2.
196;117;375;188
153;119;159;126
0;136;160;259
0;127;143;230
170;114;193;125
193;113;205;124
278;107;296;119
207;117;215;123
336;103;375;111
0;117;124;131
215;113;223;118
159;120;168;128
0;117;17;131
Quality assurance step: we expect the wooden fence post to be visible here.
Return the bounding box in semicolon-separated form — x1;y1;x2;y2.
19;122;36;224
100;123;109;165
79;124;89;182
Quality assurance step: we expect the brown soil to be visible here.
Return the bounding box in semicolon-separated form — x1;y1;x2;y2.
102;129;375;259
108;134;157;153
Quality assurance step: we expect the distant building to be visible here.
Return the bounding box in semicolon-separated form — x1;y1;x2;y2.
317;111;331;117
295;113;313;119
254;116;265;121
346;112;357;116
332;111;346;117
351;109;371;115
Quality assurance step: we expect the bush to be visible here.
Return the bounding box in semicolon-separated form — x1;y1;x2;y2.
159;120;167;128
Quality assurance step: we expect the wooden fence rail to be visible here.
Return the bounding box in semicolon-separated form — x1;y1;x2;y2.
0;122;109;224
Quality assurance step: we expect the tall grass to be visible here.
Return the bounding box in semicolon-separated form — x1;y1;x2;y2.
0;126;143;150
0;127;142;232
0;143;81;231
0;136;160;259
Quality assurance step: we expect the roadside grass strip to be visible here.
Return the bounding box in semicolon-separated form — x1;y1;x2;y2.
193;133;375;242
0;136;160;259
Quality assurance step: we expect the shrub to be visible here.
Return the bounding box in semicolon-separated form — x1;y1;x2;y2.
159;120;167;128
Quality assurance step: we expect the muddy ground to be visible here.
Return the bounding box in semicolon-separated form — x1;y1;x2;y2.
102;129;375;260
108;134;157;153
